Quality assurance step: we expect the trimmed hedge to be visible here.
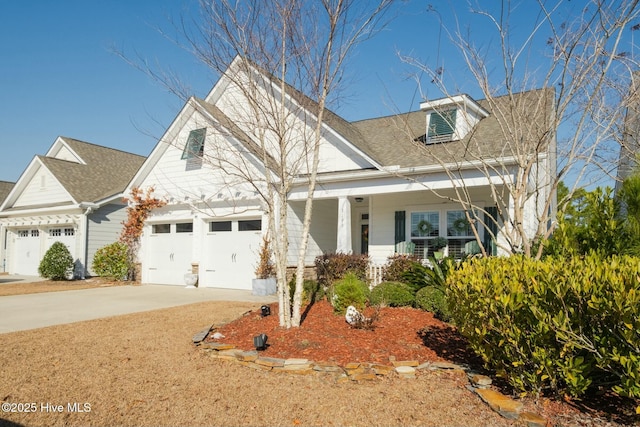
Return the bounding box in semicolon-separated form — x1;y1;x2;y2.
415;285;450;321
447;254;640;399
370;281;414;307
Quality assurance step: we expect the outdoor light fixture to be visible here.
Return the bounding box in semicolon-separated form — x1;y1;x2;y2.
355;197;363;203
253;333;268;351
260;305;271;317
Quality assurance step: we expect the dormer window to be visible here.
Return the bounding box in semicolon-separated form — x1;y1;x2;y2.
420;94;490;145
181;128;206;160
427;109;457;143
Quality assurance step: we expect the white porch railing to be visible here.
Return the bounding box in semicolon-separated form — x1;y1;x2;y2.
368;263;385;288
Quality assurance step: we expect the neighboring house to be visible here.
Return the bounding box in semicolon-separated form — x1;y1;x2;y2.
129;58;555;289
0;137;145;277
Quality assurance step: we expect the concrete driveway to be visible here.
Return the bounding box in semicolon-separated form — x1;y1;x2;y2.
0;284;277;334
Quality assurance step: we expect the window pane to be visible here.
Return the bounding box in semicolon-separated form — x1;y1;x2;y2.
50;228;62;237
447;211;472;236
176;222;193;233
64;228;75;236
410;212;439;237
152;224;170;234
238;219;261;231
210;221;232;232
181;128;206;159
428;110;456;137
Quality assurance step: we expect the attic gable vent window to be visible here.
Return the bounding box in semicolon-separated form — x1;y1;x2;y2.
181;128;206;160
427;109;456;144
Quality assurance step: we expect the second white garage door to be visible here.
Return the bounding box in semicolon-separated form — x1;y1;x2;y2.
202;218;262;290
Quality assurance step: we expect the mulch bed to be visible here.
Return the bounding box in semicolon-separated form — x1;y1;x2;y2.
211;300;482;367
210;300;640;426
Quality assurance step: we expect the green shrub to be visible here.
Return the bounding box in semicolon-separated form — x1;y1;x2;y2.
38;241;74;280
415;285;450;321
315;253;369;289
402;257;456;292
370;281;415;307
288;276;324;304
447;254;640;399
382;255;418;282
92;242;130;280
331;272;370;314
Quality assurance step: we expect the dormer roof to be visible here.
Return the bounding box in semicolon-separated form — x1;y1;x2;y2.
350;88;554;168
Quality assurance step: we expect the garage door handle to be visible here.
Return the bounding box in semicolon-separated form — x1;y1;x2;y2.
170;253;174;261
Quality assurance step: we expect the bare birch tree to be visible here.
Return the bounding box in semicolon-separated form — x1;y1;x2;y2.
399;0;640;259
162;0;393;327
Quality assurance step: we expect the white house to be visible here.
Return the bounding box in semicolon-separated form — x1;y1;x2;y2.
129;58;555;289
0;137;145;277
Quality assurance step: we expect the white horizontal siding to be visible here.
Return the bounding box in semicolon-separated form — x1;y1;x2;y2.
14;167;70;207
287;199;337;266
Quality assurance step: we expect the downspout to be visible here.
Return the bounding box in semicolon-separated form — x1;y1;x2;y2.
79;203;97;279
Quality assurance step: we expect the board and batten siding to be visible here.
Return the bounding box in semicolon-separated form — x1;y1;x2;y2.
86;203;128;276
13;167;70;208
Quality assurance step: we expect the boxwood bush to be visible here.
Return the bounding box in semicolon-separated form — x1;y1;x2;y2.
415;285;450;321
92;242;130;280
370;281;414;307
38;241;74;280
447;254;640;399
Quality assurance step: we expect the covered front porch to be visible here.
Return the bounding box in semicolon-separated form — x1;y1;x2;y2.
287;185;500;267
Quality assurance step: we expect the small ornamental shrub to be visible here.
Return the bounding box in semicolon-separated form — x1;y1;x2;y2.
315;253;369;289
447;254;640;400
92;242;130;280
370;281;415;307
255;236;275;279
382;254;419;282
415;286;450;321
38;241;74;280
331;272;370;314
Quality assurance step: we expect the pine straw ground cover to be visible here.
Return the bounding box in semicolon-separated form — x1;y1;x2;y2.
0;298;636;427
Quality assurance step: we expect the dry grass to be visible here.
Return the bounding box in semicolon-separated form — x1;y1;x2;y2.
0;301;515;427
0;278;126;297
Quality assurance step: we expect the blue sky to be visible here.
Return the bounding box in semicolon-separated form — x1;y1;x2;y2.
0;1;635;185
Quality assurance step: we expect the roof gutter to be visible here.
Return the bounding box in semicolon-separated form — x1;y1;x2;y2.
292;155;526;186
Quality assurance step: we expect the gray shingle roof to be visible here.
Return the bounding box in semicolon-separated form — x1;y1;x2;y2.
0;181;15;205
41;137;146;203
351;87;555;168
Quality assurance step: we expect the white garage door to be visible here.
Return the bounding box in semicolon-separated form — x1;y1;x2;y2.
203;218;262;290
13;229;42;276
146;222;193;286
46;227;76;254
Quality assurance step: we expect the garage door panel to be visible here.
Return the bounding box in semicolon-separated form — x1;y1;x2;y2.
145;225;193;286
202;221;261;290
13;230;41;276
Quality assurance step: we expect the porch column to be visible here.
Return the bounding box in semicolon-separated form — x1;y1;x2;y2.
336;196;352;254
